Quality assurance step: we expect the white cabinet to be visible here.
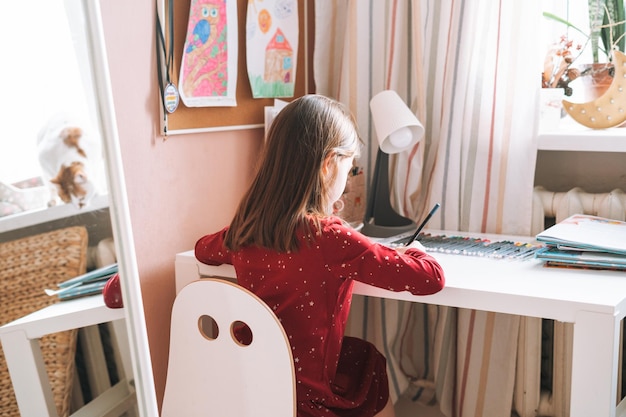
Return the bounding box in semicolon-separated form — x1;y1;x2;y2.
0;194;109;234
0;194;112;255
535;117;626;195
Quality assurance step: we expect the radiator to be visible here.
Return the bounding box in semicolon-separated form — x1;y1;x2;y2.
530;186;626;236
514;187;626;417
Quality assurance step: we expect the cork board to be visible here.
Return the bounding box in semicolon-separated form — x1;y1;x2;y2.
163;0;314;134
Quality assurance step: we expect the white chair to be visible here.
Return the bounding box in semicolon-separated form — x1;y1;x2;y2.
162;278;297;417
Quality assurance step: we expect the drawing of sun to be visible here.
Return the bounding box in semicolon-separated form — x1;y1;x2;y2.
258;9;271;33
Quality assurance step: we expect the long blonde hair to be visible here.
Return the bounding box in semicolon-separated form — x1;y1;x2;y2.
224;95;361;252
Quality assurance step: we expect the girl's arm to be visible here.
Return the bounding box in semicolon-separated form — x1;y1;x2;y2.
323;221;445;296
195;227;232;266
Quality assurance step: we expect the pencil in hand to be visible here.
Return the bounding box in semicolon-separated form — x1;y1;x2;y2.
405;203;441;246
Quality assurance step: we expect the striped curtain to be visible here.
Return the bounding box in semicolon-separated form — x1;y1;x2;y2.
315;1;542;416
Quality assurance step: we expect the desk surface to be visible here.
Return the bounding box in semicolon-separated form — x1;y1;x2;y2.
176;231;626;324
353;252;626;322
0;295;125;339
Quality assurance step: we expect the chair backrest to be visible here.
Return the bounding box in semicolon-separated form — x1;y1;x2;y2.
162;278;297;417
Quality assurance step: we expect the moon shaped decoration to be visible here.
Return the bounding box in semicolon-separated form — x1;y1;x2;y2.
562;50;626;129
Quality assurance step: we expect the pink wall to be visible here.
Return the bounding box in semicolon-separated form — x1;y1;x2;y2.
101;0;263;407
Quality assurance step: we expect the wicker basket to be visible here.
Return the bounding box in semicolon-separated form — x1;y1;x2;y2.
0;226;88;417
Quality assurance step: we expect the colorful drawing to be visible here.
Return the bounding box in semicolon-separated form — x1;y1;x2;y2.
246;0;298;98
179;0;238;107
264;28;293;84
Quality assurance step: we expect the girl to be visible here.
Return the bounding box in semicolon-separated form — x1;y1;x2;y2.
195;94;445;417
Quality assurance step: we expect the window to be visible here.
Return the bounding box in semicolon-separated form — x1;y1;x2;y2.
0;0;102;185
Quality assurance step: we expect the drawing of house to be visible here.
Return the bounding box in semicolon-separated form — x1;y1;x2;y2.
264;28;293;84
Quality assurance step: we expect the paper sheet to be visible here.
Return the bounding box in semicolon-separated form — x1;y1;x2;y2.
179;0;238;107
246;0;299;98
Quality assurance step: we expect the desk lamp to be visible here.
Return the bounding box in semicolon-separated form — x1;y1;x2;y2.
360;90;425;238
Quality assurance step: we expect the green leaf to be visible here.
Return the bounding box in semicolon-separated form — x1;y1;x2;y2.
543;11;589;39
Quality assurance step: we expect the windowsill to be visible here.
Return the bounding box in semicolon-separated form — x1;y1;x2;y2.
0;193;110;234
538;116;626;152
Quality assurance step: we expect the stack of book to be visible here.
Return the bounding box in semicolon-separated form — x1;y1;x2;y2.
535;214;626;271
45;263;118;300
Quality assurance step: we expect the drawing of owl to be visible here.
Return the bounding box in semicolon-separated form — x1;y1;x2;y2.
185;1;220;54
180;0;228;101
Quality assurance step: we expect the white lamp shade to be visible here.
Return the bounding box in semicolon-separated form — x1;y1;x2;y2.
369;90;424;154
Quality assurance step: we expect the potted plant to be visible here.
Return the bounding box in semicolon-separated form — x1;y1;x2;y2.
597;0;625;62
543;0;626;100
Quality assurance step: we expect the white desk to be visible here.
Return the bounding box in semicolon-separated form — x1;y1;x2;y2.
176;233;626;417
0;295;136;417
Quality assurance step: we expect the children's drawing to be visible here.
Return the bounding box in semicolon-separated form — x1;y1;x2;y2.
179;0;238;107
246;0;298;98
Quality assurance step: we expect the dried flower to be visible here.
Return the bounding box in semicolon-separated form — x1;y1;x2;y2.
542;35;583;96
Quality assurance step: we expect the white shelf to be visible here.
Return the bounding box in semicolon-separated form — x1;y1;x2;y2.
539;116;626;152
0;194;110;234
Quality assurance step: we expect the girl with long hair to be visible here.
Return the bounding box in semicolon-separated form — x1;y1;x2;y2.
196;94;445;417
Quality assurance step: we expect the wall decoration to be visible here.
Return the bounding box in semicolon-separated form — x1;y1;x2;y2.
179;0;238;107
161;0;313;134
246;0;299;98
563;51;626;129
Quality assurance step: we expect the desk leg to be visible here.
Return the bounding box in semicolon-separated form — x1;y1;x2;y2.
110;318;133;382
570;310;620;417
110;318;139;417
174;258;200;293
0;329;58;416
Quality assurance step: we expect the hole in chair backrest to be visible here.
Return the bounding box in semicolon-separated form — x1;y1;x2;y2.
198;315;219;340
231;320;253;346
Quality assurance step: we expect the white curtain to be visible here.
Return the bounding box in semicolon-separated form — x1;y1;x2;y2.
315;0;542;416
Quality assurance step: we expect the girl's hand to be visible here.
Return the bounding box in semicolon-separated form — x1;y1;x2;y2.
396;240;426;253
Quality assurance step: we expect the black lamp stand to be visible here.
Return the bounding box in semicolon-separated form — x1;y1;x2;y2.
360;149;417;238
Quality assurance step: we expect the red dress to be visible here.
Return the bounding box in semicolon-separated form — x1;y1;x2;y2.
195;217;445;416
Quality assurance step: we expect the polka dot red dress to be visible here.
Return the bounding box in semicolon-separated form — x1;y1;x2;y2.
195;217;445;416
